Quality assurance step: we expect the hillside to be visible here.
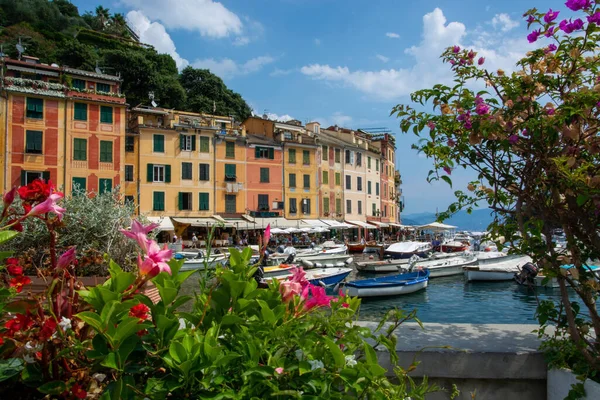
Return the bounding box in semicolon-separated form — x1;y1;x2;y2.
401;208;495;232
0;0;252;120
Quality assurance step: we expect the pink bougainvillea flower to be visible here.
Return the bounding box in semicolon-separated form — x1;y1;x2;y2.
588;12;600;25
304;284;332;310
475;102;490;115
26;193;66;221
129;303;150;320
527;29;541;43
57;247;76;270
280;280;303;302
452;45;460;53
526;15;535;24
427;121;436;130
508;135;519;145
443;166;452;175
9;275;31;293
141;240;172;275
546;108;556;115
560;18;584;34
447;139;456;147
544;44;558;54
478;57;485;65
565;0;592;12
544;9;560;24
2;187;16;207
275;367;284;375
545;27;555;37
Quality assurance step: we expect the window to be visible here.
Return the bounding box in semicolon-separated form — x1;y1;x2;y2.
25;130;43;154
260;168;270;183
74;103;87;121
356;153;362;166
289;198;297;214
182;162;192;180
314;125;320;134
372;203;377;216
125;195;134;204
224;164;236;181
358;201;362;215
303;174;310;189
302;199;311;214
376;159;380;172
72;79;86;90
322;171;329;185
72;177;86;193
255;146;274;159
125;136;135;152
345;175;351;190
289;173;296;188
303;150;310;165
180;134;194;151
125;165;134;182
225;195;236;213
346;199;352;214
334;149;341;163
199;193;210;211
258;194;269;211
357;177;363;191
100;141;113;163
336;198;341;214
322;145;328;161
199;164;210;181
153;192;165;211
368;181;372;195
376;182;380;196
384;184;387;199
288;149;296;164
153;135;164;152
335;173;341;186
200;136;210;152
179;192;192;211
384;205;388;218
152;165;165;182
368;156;372;169
21;171;46;185
73;138;87;160
345;150;352;164
99;178;112;194
284;131;293;140
100;106;112;124
225;141;235;158
26;98;43;119
323;197;330;214
96;83;111;93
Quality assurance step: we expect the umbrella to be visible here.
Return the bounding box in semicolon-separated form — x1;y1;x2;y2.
270;227;286;234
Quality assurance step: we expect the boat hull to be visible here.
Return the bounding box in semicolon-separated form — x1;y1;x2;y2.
347;243;366;253
411;256;478;278
180;256;226;271
345;280;427;297
385;250;430;260
464;270;515;281
356;263;401;273
305;268;352;287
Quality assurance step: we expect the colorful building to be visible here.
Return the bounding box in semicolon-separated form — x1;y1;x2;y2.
369;132;399;224
245;133;283;218
311;123;344;220
0;56;126;195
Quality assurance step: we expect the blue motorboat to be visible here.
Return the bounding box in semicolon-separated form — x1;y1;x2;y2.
341;269;430;298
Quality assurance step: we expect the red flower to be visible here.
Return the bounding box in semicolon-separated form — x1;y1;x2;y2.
129;304;150;320
9;275;31;293
70;383;87;399
5;314;33;336
7;264;23;276
18;179;55;203
39;318;57;341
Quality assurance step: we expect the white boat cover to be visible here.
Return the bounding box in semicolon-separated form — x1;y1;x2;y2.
418;222;457;231
346;220;378;229
147;216;175;232
476;255;532;272
386;241;431;253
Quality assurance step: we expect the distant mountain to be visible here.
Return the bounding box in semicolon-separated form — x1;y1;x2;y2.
401;209;494;232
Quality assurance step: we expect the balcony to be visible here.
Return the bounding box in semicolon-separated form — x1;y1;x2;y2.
72;160;88;169
99;162;114;171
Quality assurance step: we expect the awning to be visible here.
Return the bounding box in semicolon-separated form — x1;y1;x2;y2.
369;221;390;228
172;217;233;227
320;219;354;229
225;218;256;230
388;223;404;228
346;220;378;229
147;217;175;232
418;222;457;231
302;219;329;228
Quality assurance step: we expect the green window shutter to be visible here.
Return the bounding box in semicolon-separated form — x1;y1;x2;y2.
255;147;260;158
72;177;86;194
26;98;43;119
200;137;209;152
368;181;372;194
180;134;185;150
323;198;329;213
147;164;154;182
289;149;296;163
269;148;274;159
289;173;296;188
165;165;171;183
73;138;87;161
303;150;310;165
26;130;43;154
199;164;210;181
99;178;112;194
191;135;196;151
97;83;111;93
303;174;310;189
100;106;113;124
74;103;87;121
335;173;341;186
199;193;209;210
376;159;379;171
260;168;269;183
153;135;164;152
322;171;328;184
153;192;165;211
20;171;26;186
226;141;235;158
322;145;328;160
336;199;341;214
100;141;112;162
178;192;183;210
72;79;86;90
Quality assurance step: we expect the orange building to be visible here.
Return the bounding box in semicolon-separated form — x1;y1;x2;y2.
245;134;283;217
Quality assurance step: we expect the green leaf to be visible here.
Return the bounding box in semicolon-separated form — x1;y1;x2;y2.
4;299;38;314
364;343;378;365
116;334;139;368
0;358;24;382
111;272;136;293
441;175;453;187
76;311;105;332
155;282;177;305
258;300;276;324
214;353;242;367
323;338;345;369
0;231;18;246
576;194;589;206
38;380;67;395
113;317;150;346
0;251;13;263
221;315;245;326
169;341;187;364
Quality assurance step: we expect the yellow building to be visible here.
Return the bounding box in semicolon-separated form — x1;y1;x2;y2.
214;126;247;217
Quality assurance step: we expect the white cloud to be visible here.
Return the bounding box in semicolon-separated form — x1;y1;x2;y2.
192;56;275;78
491;13;519;32
121;0;242;38
376;54;389;63
232;36;250;46
314;38;321;46
126;11;189;70
270;68;295;77
251;109;294;122
301;8;535;101
386;32;400;38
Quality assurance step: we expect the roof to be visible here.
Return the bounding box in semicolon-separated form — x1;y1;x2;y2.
246;134;280;147
63;67;121;82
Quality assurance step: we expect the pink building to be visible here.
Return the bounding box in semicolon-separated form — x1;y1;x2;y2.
245;134;284;217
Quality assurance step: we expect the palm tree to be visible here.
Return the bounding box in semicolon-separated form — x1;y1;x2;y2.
95;6;110;29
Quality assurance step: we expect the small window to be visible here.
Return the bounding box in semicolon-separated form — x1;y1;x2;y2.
154;165;165;182
368;181;372;195
181;135;193;151
358;200;362;215
72;79;86;90
368;156;372;169
322;145;328;161
303;150;310;165
200;136;210;152
257;194;269;211
260;168;270;183
225;141;235;158
255;146;274;159
345;150;351;164
302;199;311;214
25;130;43;154
335;149;341;163
99;178;112;194
199;192;210;211
335;173;341;186
26;98;43;119
179;192;192;211
289;173;296;188
372;203;377;216
288;149;296;164
376;182;380;196
100;141;113;163
182;162;193;180
199;164;210;181
356;152;362;166
73;138;87;161
72;177;86;194
284;131;293;140
74;103;87;121
96;83;111;93
125;136;135;152
323;197;330;214
100;106;113;124
289;198;297;214
345;175;351;190
225;195;236;213
376;159;380;172
336;198;342;214
322;171;329;185
125;195;135;204
303;174;310;189
153;192;165;211
153;135;165;153
357;177;363;191
22;171;44;185
346;199;352;214
224;164;236;182
125;165;134;182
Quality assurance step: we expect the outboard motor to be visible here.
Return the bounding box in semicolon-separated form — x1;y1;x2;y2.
284;254;295;264
514;262;539;285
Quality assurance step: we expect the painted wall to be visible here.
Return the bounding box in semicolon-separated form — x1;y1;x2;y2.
215;137;247;216
245;142;283;215
283;143;319;220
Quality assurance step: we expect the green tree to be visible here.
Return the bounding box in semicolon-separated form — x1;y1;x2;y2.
54;38;98;70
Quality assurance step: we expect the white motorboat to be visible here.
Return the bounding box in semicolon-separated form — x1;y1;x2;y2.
410;254;478;278
269;267;352;287
296;253;353;268
384;241;433;259
464;254;533;281
475;251;507;260
179;254;227;271
356;258;411;273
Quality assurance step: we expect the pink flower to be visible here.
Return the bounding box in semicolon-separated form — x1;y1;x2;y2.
475;102;490;115
443;166;452;175
544;9;560;24
427;121;436;130
280;280;303;302
478;57;485;65
3;187;16;207
545;44;558;53
527;29;541;43
138;255;160;278
26;193;66;221
526;15;535;24
447;139;456;147
303;284;332;310
565;0;592;12
452;45;460;53
290;267;308;286
546;108;555;115
588;12;600;25
545;27;555;37
57;247;76;270
144;241;173;275
120;220;159;241
261;224;271;254
508;135;519;145
275;367;284;375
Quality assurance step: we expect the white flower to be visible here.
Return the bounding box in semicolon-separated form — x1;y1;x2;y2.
58;317;72;331
23;354;36;364
92;373;106;382
345;355;357;367
24;341;43;353
308;359;324;370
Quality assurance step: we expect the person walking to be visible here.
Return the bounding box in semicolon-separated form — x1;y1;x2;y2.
191;233;198;248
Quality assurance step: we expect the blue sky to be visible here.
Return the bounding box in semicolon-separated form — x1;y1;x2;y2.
72;0;567;214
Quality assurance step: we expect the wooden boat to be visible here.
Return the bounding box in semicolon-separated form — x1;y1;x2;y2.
347;242;366;253
384;241;433;259
410;254;477;278
464;255;532;281
355;258;411;273
363;241;385;254
435;240;470;253
341;269;429;298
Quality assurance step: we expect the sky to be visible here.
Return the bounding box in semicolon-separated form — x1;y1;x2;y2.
72;0;568;215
